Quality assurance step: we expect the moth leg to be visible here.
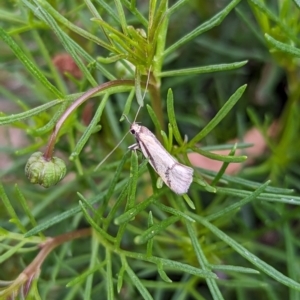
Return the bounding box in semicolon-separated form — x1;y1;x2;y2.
128;143;140;150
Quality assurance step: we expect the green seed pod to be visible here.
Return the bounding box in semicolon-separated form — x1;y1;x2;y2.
25;152;66;188
115;60;135;79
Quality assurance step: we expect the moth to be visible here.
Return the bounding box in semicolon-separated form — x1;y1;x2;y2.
129;123;194;195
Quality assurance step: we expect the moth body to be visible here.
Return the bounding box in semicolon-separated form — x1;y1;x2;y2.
129;123;193;195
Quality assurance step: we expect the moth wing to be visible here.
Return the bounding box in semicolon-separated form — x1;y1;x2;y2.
137;130;176;174
137;128;193;194
165;163;194;195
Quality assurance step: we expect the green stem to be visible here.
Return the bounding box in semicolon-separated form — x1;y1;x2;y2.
148;72;164;134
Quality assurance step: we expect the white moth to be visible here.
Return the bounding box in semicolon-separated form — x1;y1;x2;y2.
128;123;194;195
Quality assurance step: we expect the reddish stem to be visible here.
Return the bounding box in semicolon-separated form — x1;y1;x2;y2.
23;228;91;277
43;79;155;160
43;80;131;160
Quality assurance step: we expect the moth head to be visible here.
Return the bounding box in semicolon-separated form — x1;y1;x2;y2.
130;123;141;135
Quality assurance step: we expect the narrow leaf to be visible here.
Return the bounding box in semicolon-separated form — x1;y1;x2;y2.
155;202;195;222
265;34;300;57
188;84;247;145
159;61;247;77
135;68;144;106
209;264;260;274
185;220;224;300
0;183;26;233
146;211;154;257
99;151;131;216
206;181;270;221
67;263;106;287
114;191;163;225
79;200;115;242
106;249;114;300
128;151;139;208
194;215;300;291
146;104;162;134
164;0;241;56
199;167;294;194
14;184;39;231
182;194;195;210
0;99;65;125
192;147;247;163
120;88;135;121
33;0;97;86
70;94;109;160
0;241;27;263
126;264;153;300
157;262;172;283
117;263;126;293
167;89;183;144
0;27;63;98
114;0;128;35
134;216;180;244
24;180;127;237
211;144;237;186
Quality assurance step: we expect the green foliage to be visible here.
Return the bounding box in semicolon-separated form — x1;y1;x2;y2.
0;0;300;299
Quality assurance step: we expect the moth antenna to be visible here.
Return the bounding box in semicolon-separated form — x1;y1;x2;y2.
133;65;152;123
94;131;130;171
133;105;142;124
122;114;131;124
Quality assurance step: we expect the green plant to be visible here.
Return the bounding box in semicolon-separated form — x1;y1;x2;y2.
0;0;300;299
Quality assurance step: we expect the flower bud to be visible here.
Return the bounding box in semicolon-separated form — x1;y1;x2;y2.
25;152;66;188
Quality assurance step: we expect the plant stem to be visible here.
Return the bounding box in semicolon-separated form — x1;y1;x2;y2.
24;228;92;277
149;72;165;134
44;79;155;160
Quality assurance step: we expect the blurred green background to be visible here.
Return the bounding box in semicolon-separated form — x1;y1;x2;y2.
1;1;300;299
